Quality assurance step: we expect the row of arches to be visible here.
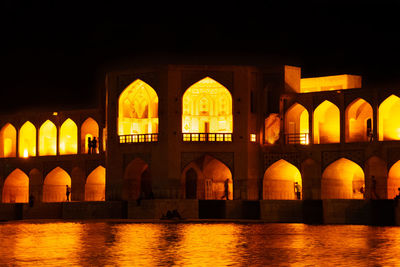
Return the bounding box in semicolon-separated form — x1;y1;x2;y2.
263;157;400;200
2;166;105;203
285;95;400;144
118;77;233;138
0;117;99;158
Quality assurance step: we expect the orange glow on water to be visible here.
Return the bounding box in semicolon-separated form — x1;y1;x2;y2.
379;94;400;141
313;100;340;144
118;79;159;136
59;118;77;155
19;121;36;158
182;77;232;134
39;120;57;156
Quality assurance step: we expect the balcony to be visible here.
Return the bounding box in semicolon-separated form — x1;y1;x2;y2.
182;133;232;142
285;133;309;145
119;133;158;143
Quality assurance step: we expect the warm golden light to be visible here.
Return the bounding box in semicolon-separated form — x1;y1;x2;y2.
59;118;77;155
313;100;340;144
285;103;309;144
345;98;373;142
2;168;29;203
81;117;99;153
39;120;57;156
118;79;159;136
182;77;232;135
300;74;362;93
378;94;400;141
265;114;280;144
387;160;400;199
85;166;105;201
250;134;256;142
321;158;364;199
0;123;16;158
43;167;71;202
19;121;36;158
263;159;302;199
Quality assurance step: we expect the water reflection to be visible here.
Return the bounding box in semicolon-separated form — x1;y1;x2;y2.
0;221;400;266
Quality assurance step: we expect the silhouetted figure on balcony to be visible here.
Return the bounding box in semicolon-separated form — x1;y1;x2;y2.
87;137;92;154
294;182;302;200
66;185;71;202
221;179;230;200
91;137;98;154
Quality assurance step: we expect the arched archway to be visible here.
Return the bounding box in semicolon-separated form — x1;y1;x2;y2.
81;117;99;154
182;77;232;140
185;168;198;199
19;121;36;158
345;98;373;142
118;79;159;138
0;123;16;158
43;167;71;202
263;159;302;199
387;160;400;199
379;94;400;140
39;120;57;156
123;158;152;200
29;168;42;203
313;100;340;144
59;118;77;154
285;103;309;144
365;156;387;199
321;158;365;199
85;166;105;201
2;169;29;203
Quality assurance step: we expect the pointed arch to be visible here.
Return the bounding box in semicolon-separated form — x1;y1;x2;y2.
81;117;99;154
387;160;400;199
378;94;400;141
39;120;57;156
313;100;340;144
19;121;36;157
321;158;365;199
118;79;159;136
0;123;16;158
182;77;233;135
345;98;373;142
85;166;105;201
263;159;302;199
59;118;77;155
123;158;152;200
43;167;71;202
285;103;309;144
2;169;29;203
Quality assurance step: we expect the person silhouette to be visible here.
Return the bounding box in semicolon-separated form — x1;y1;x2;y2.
92;137;97;154
87;137;92;154
66;185;71;202
221;179;230;200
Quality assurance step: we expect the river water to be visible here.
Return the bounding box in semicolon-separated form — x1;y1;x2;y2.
0;221;399;266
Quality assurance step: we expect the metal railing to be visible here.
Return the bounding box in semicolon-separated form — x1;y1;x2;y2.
182;133;232;142
285;133;309;145
119;133;158;143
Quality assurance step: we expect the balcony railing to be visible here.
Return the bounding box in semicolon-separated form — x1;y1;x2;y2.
182;133;232;142
285;133;309;145
119;133;158;143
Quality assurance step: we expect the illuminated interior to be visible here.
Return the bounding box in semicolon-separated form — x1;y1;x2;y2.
123;158;152;200
81;117;99;153
285;103;309;144
59;118;77;155
39;120;57;156
19;121;36;158
0;123;16;158
182;77;232;135
313;100;340;144
265;114;280;144
263;159;302;199
43;167;71;202
321;158;364;199
85;166;105;201
300;74;362;93
118;79;159;136
345;98;373;142
387;160;400;199
378;94;400;141
2;169;29;203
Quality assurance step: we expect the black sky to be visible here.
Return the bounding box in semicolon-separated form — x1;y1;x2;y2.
1;1;400;113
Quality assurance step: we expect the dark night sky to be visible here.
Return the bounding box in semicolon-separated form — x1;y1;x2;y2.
1;1;399;113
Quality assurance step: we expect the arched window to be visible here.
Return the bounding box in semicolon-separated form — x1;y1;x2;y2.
345;98;373;142
285;103;309;144
313;100;340;144
43;167;71;202
59;118;77;155
2;169;29;203
81;117;99;154
0;123;16;158
118;79;159;142
378;94;400;141
39;120;57;156
19;121;36;158
182;77;232;141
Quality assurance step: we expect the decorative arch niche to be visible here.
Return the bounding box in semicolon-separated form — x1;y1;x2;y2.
2;169;29;203
81;117;99;153
85;166;105;201
39;120;57;156
313;100;340;144
378;94;400;141
43;167;71;202
19;121;36;158
59;118;77;155
285;103;309;144
345;98;373;142
0;123;16;158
